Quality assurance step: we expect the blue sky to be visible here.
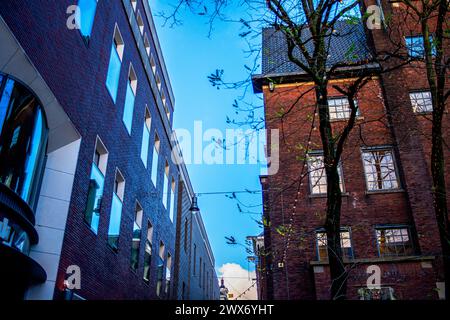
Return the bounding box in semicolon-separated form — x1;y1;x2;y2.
152;1;264;274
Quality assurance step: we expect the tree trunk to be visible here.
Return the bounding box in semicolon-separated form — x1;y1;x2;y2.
316;86;347;300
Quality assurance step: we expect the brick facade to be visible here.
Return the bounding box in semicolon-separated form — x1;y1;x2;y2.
253;1;449;300
0;0;218;300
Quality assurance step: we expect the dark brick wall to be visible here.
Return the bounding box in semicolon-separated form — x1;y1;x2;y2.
189;211;218;300
0;0;181;299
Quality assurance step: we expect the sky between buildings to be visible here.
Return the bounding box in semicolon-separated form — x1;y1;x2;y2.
152;1;264;297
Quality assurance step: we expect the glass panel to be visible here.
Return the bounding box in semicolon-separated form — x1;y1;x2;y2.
76;0;98;38
363;150;399;191
84;163;104;233
308;155;344;194
108;193;123;250
122;81;135;134
106;44;121;103
163;174;169;208
151;147;159;186
140;124;150;167
130;221;141;271
143;240;152;282
156;255;164;295
0;75;48;209
410;91;433;113
169;187;175;222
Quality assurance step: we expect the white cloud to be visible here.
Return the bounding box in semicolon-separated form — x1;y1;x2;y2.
218;263;257;300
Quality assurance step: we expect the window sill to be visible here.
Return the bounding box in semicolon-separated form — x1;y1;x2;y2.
83;220;99;236
310;255;434;266
309;192;349;199
365;189;405;195
329;116;364;123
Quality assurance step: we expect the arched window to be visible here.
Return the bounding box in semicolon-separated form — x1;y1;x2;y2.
0;73;48;209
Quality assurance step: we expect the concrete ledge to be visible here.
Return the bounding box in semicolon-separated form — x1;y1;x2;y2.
310;255;435;266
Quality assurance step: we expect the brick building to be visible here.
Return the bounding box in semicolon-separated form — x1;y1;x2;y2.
252;1;449;300
0;0;218;300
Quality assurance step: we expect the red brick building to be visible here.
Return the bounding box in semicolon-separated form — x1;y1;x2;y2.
252;1;449;300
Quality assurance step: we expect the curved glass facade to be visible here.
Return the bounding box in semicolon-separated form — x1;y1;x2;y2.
0;73;48;209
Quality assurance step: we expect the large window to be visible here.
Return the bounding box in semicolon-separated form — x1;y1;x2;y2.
316;229;353;261
376;226;414;257
107;169;125;250
409;91;433;113
84;137;108;234
76;0;98;40
143;222;153;282
123;64;137;134
163;162;169;209
307;153;344;195
131;202;143;271
362;148;400;191
140;107;151;167
156;242;165;296
0;73;48;209
169;178;176;222
165;253;172;296
151;134;160;187
106;25;124;103
328;97;359;120
405;35;436;58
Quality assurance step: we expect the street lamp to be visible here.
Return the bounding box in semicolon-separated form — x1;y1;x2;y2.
189;195;200;214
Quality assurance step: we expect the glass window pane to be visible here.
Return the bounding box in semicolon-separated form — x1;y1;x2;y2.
106;44;121;103
170;186;175;222
163;173;169;209
140;124;150;167
77;0;98;38
123;82;135;134
107;193;122;250
84;164;104;233
151;146;159;186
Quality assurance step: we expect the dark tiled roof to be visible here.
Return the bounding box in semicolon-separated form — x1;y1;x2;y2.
261;21;371;76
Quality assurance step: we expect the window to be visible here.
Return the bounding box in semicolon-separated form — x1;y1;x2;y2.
156;242;165;296
162;91;171;121
140;107;151;167
359;287;396;300
123;64;137;134
362;148;400;191
169;178;176;222
307;153;344;195
163;162;170;208
84;137;108;234
143;222;153;282
136;10;144;35
155;72;162;91
108;169;125;250
150;54;156;74
0;73;48;209
316;229;353;261
409;91;433;113
144;34;151;56
376;226;414;257
328;97;359;120
131;202;143;271
106;25;124;103
151;134;160;186
131;0;137;11
76;0;98;40
405;35;436;58
165;253;172;296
